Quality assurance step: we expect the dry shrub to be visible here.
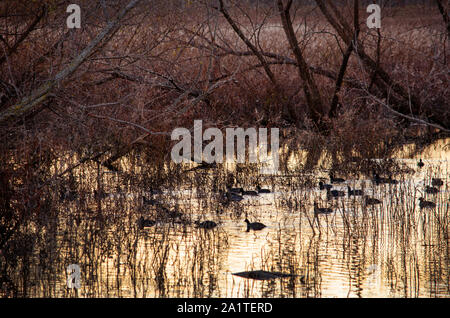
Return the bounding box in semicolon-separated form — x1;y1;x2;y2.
326;105;398;172
0;3;447;181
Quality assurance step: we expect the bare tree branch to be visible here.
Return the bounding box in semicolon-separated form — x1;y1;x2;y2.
276;0;325;125
435;0;450;40
329;0;360;118
369;94;450;134
0;0;142;126
314;0;426;125
216;0;279;88
0;5;47;66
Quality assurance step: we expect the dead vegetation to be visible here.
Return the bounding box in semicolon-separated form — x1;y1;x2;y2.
0;0;449;298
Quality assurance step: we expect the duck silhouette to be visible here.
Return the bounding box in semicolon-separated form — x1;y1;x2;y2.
364;196;382;205
318;181;333;190
329;173;345;184
225;191;244;202
195;220;217;229
419;197;436;209
347;186;363;197
417;159;424;168
256;185;271;193
240;188;259;196
313;202;333;215
432;178;443;187
372;172;398;185
425;186;439;194
244;218;266;231
227;185;242;194
138;216;156;229
327;188;345;199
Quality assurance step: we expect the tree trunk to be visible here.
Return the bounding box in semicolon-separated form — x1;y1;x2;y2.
276;0;326;128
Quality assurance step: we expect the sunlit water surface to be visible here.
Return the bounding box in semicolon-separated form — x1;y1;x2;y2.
1;139;449;298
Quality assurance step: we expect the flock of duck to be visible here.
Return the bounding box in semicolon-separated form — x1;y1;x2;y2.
314;161;444;214
137;177;276;230
134;159;444;231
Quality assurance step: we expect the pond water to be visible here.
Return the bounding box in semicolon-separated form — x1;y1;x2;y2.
1;139;449;298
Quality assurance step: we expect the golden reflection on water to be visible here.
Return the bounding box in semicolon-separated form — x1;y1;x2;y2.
1;139;449;298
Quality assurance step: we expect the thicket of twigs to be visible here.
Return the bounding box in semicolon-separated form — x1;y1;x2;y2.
1;1;448;168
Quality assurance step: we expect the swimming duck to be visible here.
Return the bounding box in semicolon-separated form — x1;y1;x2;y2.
327;188;345;199
425;186;439;194
138;216;156;229
227;185;242;194
329;173;345;184
186;161;217;172
372;172;398;185
313;202;333;215
419;197;436;209
388;176;399;184
244;218;266;231
256;185;271;193
417;159;424;168
240;188;259;196
432;178;443;187
195;220;217;229
347;186;363;197
318;181;333;190
225;191;244;202
364;196;382;205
